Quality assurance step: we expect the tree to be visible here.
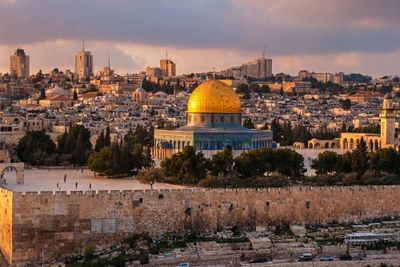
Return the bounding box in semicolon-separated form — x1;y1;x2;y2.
236;84;250;99
341;151;353;173
161;146;208;184
271;118;283;143
249;83;260;92
260;84;270;94
243;118;255;129
73;89;78;101
209;147;234;176
94;131;105;152
88;126;155;177
311;151;343;175
104;126;111;146
280;121;293;146
83;244;95;262
71;132;86;166
88;146;113;176
369;148;400;175
351;138;368;178
87;84;97;92
16;131;56;165
58;125;92;165
234;148;275;179
142;147;154;169
340;98;352;110
137;168;164;189
39;88;46;100
273;149;305;181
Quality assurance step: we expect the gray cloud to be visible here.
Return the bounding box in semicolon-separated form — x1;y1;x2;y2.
0;0;399;55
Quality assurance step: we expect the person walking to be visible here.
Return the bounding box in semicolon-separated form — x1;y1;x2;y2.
64;174;67;183
89;183;92;190
75;182;78;189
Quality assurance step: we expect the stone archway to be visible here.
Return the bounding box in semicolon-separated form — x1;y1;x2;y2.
0;163;24;184
343;138;348;149
349;139;355;149
368;139;374;151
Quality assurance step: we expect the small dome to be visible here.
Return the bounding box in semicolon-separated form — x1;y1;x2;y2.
155;91;167;96
187;80;241;114
46;85;66;97
135;87;147;93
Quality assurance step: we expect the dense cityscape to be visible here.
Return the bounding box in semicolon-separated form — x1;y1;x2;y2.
1;1;400;266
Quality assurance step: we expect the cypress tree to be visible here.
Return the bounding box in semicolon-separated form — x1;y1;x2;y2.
95;131;105;151
39;88;46;100
73;90;78;101
105;126;111;146
72;132;86;166
351;138;369;179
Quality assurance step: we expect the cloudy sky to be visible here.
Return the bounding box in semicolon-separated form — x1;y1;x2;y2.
0;0;399;77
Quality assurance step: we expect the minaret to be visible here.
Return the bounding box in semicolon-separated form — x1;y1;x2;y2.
380;94;396;147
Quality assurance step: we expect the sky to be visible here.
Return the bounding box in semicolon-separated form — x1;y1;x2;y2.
0;0;399;77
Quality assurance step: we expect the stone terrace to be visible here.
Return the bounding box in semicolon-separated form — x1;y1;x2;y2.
1;168;184;192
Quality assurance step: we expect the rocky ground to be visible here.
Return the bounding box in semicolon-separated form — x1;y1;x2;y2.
46;219;400;267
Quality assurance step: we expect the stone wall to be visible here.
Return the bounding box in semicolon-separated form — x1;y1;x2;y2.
6;185;400;266
0;189;13;264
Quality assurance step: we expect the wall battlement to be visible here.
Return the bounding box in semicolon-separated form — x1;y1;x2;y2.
9;184;400;197
1;185;400;266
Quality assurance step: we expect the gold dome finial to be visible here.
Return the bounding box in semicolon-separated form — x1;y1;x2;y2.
187;80;241;114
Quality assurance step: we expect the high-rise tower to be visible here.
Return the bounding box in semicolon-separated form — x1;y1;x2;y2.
160;51;176;78
75;41;94;81
9;48;30;78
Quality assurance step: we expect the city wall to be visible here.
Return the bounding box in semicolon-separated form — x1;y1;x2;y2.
5;185;400;266
0;189;13;264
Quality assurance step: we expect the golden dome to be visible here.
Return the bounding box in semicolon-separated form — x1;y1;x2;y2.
187;80;241;113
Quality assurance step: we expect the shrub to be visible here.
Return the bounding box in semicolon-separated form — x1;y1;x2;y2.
83;243;95;262
197;173;246;188
342;172;358;185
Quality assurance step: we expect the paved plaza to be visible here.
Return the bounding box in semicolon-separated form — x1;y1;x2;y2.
1;168;185;192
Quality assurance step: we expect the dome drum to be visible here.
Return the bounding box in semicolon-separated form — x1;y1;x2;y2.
187;113;241;127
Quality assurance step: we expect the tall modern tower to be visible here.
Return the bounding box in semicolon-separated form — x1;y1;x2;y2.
75;41;94;81
241;57;272;79
160;51;176;78
9;48;30;78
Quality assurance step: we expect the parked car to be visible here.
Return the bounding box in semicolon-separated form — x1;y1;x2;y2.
320;256;333;261
249;257;270;263
298;253;313;261
339;254;352;261
176;263;190;267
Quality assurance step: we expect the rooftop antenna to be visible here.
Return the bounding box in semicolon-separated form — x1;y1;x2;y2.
212;67;216;79
82;39;85;52
108;53;111;69
165;50;168;60
262;45;266;58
